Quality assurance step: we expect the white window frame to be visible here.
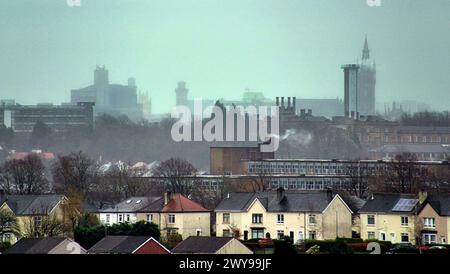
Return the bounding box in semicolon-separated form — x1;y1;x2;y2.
400;216;409;226
146;214;153;223
168;214;176;224
367;215;375;226
423;217;436;228
277;214;284;224
401;233;409;243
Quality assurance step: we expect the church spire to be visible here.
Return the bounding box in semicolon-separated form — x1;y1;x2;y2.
362;35;370;60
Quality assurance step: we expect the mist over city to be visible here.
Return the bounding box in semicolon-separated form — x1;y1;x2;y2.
0;0;449;262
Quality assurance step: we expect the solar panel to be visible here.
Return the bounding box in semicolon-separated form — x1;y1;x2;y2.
392;198;418;212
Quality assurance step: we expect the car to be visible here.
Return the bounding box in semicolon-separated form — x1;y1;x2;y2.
429;245;447;250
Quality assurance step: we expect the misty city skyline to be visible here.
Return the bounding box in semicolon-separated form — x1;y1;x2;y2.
1;0;449;114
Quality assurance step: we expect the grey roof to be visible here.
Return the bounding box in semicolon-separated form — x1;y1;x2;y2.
88;236;156;254
4;237;66;254
1;195;65;216
215;190;340;213
359;193;419;213
99;196;161;213
372;144;449;154
426;194;450;216
171;237;233;254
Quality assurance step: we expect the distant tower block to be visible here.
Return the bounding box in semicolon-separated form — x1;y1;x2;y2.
128;77;136;87
94;65;109;87
341;64;360;118
175;81;189;106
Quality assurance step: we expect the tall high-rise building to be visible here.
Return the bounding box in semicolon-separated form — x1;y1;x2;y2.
175;81;188;107
341;64;360;118
357;36;376;116
71;66;143;120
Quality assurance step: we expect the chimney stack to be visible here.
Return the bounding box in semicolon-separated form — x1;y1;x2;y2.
293;97;296;108
276;97;280;106
277;187;285;203
419;191;428;204
164;191;172;205
281;97;285;108
326;188;333;202
307;109;312;116
287;97;291;108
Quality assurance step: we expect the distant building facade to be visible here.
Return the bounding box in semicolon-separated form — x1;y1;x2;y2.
71;66;143;120
295;98;344;118
0;102;94;134
342;64;360;119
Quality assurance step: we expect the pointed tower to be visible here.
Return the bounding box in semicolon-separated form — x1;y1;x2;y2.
362;35;370;61
357;35;376;116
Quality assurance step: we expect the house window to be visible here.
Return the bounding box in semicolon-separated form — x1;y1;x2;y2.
368;232;376;240
223;213;230;224
168;214;176;224
390;233;395;243
277;214;284;224
401;216;409;226
367;215;375;225
423;217;436;228
252;214;263;224
146;214;153;223
126;214;130;222
196;229;202;236
118;214;123;223
277;230;284;240
34;216;42;228
401;233;409;243
379;232;386;241
308;214;316;225
167;228;178;235
423;234;437;244
298;231;304;242
105;214;110;224
251;228;264;239
223;229;231;237
308;231;316;240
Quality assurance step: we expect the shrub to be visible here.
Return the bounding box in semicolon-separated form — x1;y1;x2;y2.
273;236;297;255
330;240;354;254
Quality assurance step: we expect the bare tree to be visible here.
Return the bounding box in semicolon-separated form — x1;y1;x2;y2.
341;161;373;198
380;153;423;193
23;205;64;238
0;154;49;194
52;151;98;196
152;158;197;195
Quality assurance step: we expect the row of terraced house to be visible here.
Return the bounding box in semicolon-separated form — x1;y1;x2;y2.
1;189;449;246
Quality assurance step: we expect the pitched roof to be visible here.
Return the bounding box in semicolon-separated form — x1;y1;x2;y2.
162;194;209;212
88;236;167;254
358;193;419;213
215;190;341;213
425;194;450;216
171;236;234;254
1;195;65;216
4;237;67;254
99;194;208;213
100;196;161;213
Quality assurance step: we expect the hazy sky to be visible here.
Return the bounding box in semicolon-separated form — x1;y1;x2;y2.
0;0;449;113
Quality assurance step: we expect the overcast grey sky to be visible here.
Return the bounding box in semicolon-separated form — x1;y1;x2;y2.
0;0;449;113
